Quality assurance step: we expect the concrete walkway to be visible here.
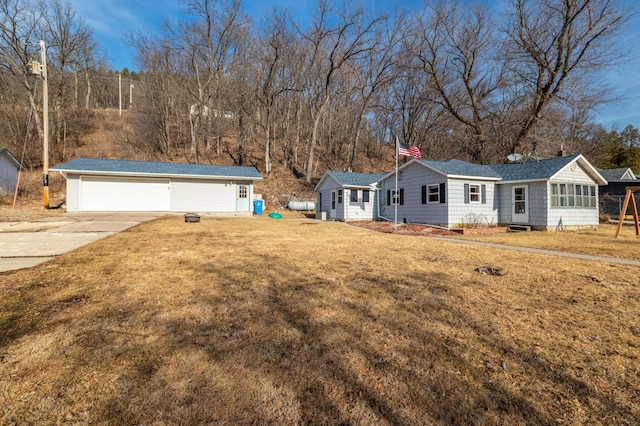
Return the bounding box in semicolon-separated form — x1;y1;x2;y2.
431;236;640;267
0;212;164;273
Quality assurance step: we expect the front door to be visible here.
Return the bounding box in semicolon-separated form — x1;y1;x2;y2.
512;185;528;223
236;184;250;212
330;191;337;219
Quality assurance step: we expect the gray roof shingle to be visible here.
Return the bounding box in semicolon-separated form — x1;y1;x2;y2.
597;167;636;181
419;158;502;179
490;154;580;181
50;157;262;179
326;170;387;187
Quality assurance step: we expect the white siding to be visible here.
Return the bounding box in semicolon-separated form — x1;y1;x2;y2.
316;176;343;220
378;164;450;225
0;154;18;195
80;177;170;211
378;164;497;227
63;174;253;214
447;179;498;227
315;175;378;220
497;182;547;227
170;178;238;213
546;162;599;228
344;188;377;220
497;160;600;229
66;174;81;212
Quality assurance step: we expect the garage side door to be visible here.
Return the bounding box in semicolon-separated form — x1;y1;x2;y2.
81;177;170;211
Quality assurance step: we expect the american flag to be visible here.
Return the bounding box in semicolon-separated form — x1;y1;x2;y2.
398;140;421;159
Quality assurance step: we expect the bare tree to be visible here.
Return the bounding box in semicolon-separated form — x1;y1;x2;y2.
253;8;294;176
43;0;94;160
0;0;45;153
169;0;248;163
299;1;381;182
406;1;508;162
504;0;629;155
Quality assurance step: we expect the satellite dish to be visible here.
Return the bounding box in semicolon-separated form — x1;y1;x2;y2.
507;153;523;162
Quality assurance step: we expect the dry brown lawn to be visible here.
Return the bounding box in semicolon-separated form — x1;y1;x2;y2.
1;217;639;425
459;223;640;261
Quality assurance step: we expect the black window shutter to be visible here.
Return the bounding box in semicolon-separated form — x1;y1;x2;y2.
400;188;404;205
439;183;446;203
387;189;391;206
421;185;427;204
481;184;487;204
464;184;470;204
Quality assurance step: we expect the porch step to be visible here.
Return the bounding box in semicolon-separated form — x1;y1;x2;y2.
508;224;531;232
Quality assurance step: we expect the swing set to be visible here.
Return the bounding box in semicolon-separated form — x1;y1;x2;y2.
614;186;640;238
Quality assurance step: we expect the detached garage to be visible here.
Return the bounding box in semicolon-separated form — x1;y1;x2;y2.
50;157;262;214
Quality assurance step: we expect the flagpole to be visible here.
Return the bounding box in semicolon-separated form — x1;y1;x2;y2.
395;136;398;226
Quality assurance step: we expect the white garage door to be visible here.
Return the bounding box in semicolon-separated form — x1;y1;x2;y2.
81;177;171;211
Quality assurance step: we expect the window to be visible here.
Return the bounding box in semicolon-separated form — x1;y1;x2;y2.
550;183;597;209
238;185;248;198
464;183;486;204
469;185;480;203
551;183;559;207
350;189;358;203
428;184;440;203
559;184;567;207
338;189;343;204
567;184;575;207
362;190;370;203
331;192;336;209
387;188;404;205
391;189;400;205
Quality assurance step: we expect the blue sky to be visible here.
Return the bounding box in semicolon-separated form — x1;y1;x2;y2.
66;0;640;131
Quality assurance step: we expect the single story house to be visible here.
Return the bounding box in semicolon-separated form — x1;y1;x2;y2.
323;154;605;230
314;170;386;221
377;159;502;227
50;157;262;214
597;167;640;218
0;148;22;195
490;155;606;230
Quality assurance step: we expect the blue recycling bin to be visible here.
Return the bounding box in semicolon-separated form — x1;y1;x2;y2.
253;200;264;215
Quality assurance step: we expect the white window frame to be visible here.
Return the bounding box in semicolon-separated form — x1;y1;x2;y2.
391;189;400;205
551;183;597;209
469;184;481;203
428;184;439;203
350;189;358;203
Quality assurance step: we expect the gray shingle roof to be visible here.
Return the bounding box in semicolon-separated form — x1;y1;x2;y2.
597;167;636;181
419;158;502;179
326;170;387;187
490;154;580;181
50;157;262;179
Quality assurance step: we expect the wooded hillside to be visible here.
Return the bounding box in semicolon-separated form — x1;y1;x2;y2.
2;0;638;201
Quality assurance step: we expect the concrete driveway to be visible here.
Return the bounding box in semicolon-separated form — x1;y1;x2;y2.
0;212;164;273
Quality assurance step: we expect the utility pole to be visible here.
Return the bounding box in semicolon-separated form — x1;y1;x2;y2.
129;80;133;110
118;73;122;116
40;40;50;209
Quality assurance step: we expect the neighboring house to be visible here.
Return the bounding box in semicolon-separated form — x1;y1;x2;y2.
50;157;262;214
597;167;640;218
0;148;22;195
314;170;386;221
370;154;606;230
